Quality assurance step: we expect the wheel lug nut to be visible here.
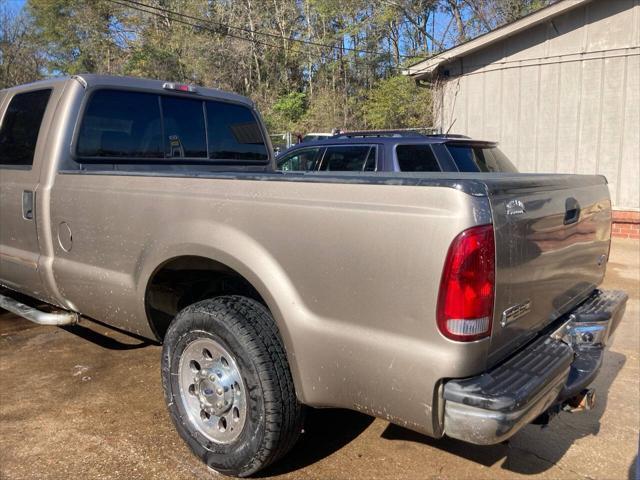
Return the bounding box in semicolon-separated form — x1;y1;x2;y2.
216;402;222;408
216;388;223;395
209;375;216;381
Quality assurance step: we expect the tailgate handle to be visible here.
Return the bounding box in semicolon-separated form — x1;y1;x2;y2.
564;198;581;225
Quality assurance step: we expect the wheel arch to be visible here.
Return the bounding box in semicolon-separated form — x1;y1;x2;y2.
137;230;306;401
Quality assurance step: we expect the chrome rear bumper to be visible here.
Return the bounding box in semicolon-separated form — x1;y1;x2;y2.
443;289;627;445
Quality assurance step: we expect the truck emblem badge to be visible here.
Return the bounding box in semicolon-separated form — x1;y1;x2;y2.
506;199;526;216
501;300;531;327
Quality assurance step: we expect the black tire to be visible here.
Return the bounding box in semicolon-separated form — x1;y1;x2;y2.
162;295;304;477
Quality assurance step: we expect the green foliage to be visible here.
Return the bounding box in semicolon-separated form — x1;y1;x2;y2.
363;75;431;129
273;92;307;127
125;42;184;81
27;0;124;74
301;87;347;131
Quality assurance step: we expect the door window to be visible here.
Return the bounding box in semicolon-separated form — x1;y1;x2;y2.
0;89;52;167
319;145;375;171
276;147;323;171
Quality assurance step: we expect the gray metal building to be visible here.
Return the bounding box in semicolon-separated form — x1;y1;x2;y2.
407;0;639;217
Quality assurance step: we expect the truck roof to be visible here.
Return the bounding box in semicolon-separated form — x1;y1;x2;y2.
0;74;255;107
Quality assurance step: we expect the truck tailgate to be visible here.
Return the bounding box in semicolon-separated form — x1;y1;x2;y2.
486;174;612;365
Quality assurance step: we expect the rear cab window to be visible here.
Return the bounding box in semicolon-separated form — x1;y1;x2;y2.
163;96;207;158
446;143;518;172
77;90;162;158
0;89;52;168
206;101;268;162
74;89;268;169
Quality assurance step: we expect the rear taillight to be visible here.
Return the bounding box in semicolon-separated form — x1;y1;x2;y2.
437;224;495;342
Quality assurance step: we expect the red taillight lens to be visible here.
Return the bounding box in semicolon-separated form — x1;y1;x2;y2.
437;224;495;342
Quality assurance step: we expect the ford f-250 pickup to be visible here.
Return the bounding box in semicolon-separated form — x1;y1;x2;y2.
0;75;628;477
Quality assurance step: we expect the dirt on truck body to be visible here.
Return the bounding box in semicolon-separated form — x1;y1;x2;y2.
0;75;628;477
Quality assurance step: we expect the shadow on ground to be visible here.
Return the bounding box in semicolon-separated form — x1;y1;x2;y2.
256;347;625;477
258;408;375;477
630;452;639;480
0;306;153;351
61;323;152;350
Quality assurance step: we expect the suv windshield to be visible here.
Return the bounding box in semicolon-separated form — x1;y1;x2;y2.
446;144;518;173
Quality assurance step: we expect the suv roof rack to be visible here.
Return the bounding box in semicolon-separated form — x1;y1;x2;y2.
424;133;472;139
333;129;429;139
331;129;473;139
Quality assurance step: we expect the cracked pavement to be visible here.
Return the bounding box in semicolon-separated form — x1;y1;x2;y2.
1;238;638;479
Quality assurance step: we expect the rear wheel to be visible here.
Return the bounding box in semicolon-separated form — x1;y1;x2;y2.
162;295;303;477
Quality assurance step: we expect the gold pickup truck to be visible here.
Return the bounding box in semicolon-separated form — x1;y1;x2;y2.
0;75;627;477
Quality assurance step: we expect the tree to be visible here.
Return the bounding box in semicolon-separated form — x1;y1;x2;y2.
0;5;44;88
270;91;307;130
27;0;130;75
363;75;432;129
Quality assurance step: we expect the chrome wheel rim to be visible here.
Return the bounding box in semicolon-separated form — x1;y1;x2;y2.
178;337;247;444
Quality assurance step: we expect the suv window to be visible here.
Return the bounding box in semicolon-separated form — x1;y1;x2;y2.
277;147;322;171
0;89;52;167
446;144;518;173
77;90;162;158
320;145;375;171
206;101;268;161
76;90;268;164
396;144;440;172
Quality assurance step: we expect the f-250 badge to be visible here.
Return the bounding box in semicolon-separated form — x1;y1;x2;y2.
506;199;526;216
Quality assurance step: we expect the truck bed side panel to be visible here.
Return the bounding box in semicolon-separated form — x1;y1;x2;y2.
49;173;490;436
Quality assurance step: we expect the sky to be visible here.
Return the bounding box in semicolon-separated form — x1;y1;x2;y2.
4;0;26;13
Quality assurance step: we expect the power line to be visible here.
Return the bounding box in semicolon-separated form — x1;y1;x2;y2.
105;0;406;69
107;0;294;51
117;0;421;59
108;0;427;62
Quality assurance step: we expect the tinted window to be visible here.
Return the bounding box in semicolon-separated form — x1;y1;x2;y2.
446;144;518;173
320;145;374;171
0;89;52;167
364;147;376;171
77;90;162;158
206;101;268;161
396;144;440;172
277;147;322;171
162;96;206;158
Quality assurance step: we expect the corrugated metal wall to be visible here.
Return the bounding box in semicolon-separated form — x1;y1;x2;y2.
437;0;640;210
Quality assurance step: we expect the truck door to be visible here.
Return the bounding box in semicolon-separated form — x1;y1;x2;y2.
0;88;53;300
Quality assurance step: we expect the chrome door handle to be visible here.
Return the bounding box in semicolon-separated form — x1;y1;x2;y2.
22;190;34;220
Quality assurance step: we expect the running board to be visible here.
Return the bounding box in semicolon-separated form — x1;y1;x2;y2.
0;292;78;326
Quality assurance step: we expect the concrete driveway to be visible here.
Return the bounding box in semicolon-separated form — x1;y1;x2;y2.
1;238;638;480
